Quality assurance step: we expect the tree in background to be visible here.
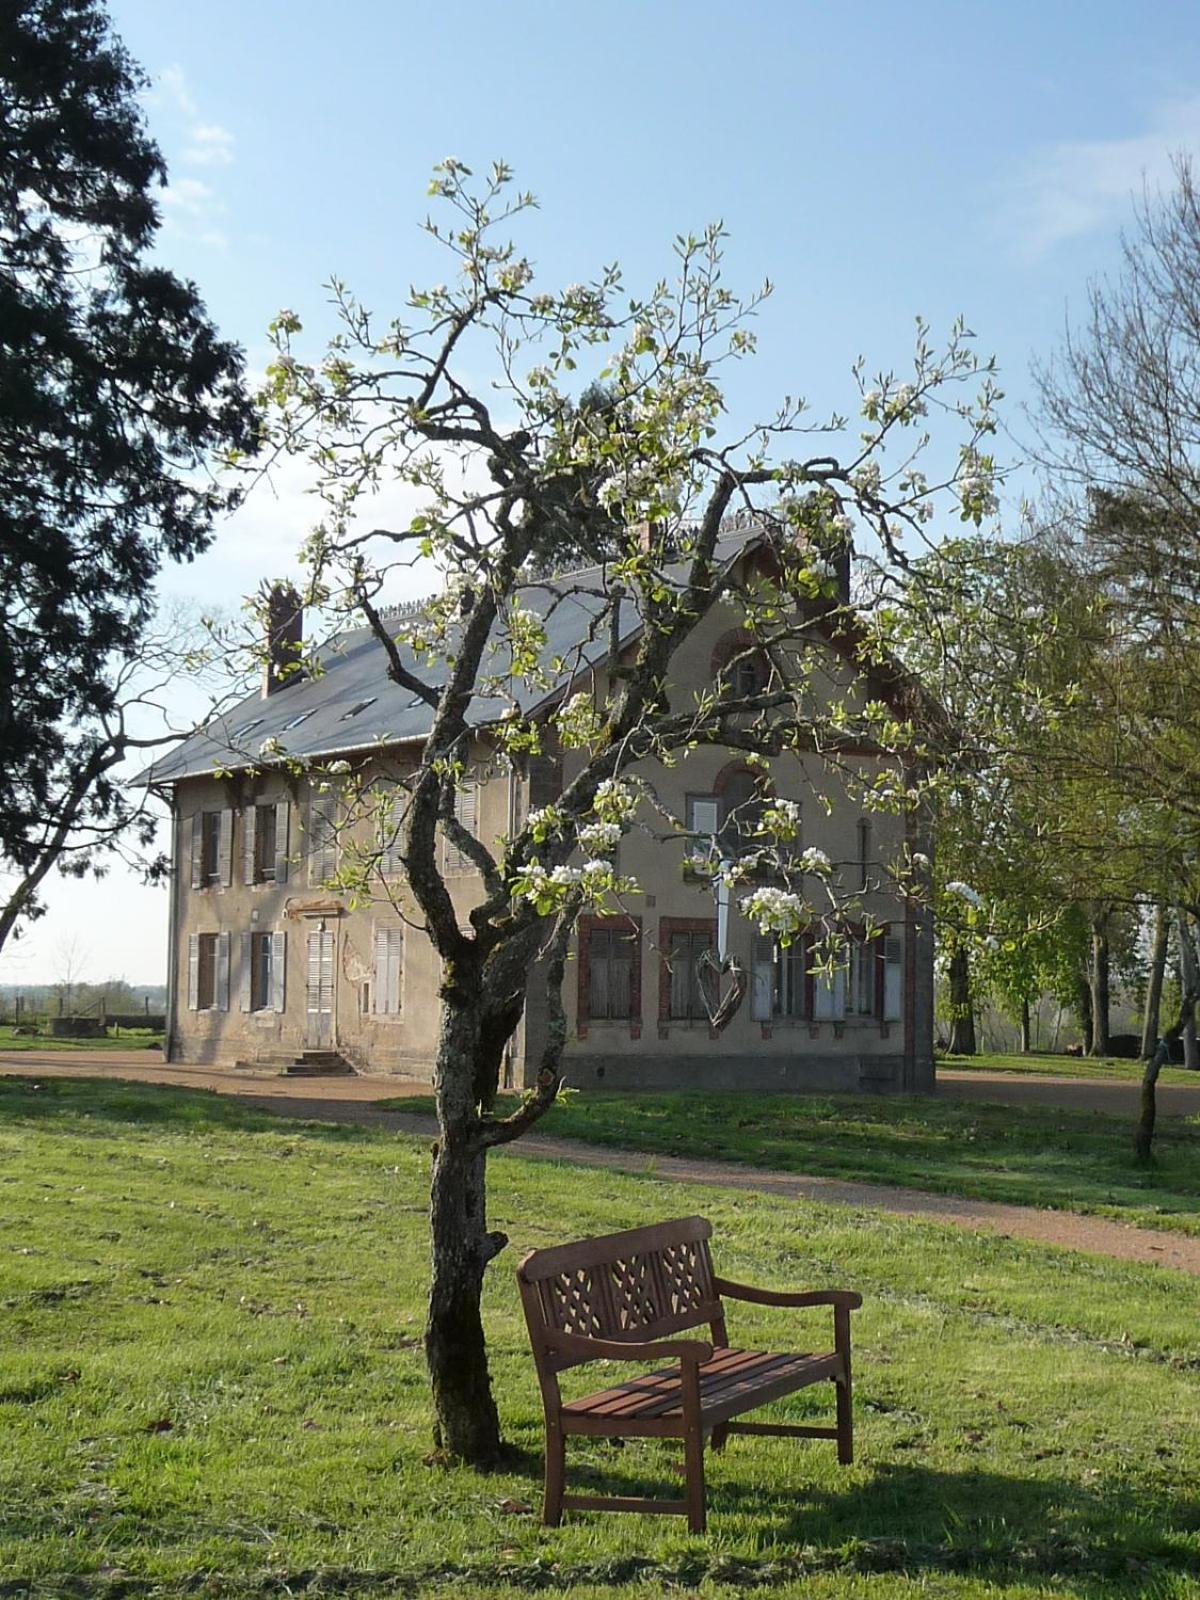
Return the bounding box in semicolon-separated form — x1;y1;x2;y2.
0;0;255;949
258;160;1000;1463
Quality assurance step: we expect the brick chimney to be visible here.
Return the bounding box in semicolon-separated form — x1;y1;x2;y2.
261;581;304;697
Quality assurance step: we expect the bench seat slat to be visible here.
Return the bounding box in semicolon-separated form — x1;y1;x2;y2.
561;1347;839;1430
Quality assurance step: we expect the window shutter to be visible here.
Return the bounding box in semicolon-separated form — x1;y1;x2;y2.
310;793;337;885
689;797;719;842
190;813;203;889
239;932;253;1011
373;925;387;1013
187;933;200;1009
243;805;257;885
217;810;233;886
813;944;846;1021
387;927;403;1013
883;934;903;1022
752;935;775;1021
271;931;287;1012
381;793;403;877
670;935;692;1019
215;930;231;1011
273;801;290;885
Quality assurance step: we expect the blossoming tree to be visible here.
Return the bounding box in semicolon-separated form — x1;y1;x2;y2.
257;161;999;1466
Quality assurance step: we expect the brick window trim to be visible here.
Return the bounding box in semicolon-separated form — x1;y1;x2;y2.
576;913;643;1038
657;914;718;1032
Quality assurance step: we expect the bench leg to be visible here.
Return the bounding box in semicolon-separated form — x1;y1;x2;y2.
835;1372;853;1466
544;1425;565;1526
710;1422;729;1453
684;1426;707;1533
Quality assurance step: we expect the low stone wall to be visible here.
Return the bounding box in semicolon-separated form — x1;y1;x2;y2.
557;1051;934;1096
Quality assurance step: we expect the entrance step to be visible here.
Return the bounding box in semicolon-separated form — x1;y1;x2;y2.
286;1051;356;1076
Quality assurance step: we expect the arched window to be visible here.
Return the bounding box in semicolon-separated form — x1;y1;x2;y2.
710;630;770;700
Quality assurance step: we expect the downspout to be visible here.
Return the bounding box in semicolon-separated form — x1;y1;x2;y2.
162;784;180;1063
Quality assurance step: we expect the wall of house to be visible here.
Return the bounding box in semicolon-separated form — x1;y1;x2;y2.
166;590;934;1093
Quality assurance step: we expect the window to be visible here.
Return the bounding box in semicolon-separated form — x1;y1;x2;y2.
191;809;232;889
685;795;720;861
882;934;903;1022
752;934;808;1021
856;819;872;890
231;717;264;741
282;707;315;731
380;789;405;878
187;931;229;1011
240;930;286;1012
811;936;847;1021
373;925;403;1015
443;782;479;873
243;800;289;885
718;769;766;856
848;935;877;1017
668;929;713;1022
340;697;377;720
585;921;633;1017
730;652;769;698
309;791;339;885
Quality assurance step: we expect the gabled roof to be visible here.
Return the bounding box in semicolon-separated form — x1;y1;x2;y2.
143;532;749;786
142;527;941;788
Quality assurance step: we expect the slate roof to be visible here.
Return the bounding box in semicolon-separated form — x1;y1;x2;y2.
142;532;758;787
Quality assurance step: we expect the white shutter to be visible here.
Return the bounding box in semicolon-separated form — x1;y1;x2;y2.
190;813;204;889
687;797;719;859
217;809;233;886
271;931;287;1012
373;925;402;1014
752;936;775;1022
243;805;257;885
310;793;337;885
187;933;200;1009
813;944;846;1021
273;801;290;885
373;925;387;1013
381;793;404;877
884;935;903;1022
388;927;403;1013
215;930;231;1011
239;931;253;1011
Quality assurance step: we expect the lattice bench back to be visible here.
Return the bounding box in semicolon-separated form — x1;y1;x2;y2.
517;1215;725;1372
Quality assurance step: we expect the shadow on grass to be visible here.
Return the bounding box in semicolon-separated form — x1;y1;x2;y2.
0;1074;389;1145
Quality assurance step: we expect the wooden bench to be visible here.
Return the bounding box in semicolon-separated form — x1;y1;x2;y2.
516;1215;860;1532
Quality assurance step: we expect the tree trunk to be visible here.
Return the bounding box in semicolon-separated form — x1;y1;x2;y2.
1177;910;1200;1072
1088;913;1110;1057
425;973;507;1466
946;944;976;1056
1140;901;1168;1058
1137;977;1199;1163
1076;975;1093;1055
1019;995;1032;1054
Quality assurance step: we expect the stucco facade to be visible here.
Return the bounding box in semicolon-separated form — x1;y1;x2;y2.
158;579;935;1094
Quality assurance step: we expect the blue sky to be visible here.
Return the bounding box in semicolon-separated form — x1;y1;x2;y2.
6;0;1200;988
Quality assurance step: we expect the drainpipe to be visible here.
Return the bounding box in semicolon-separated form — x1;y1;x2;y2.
163;786;180;1062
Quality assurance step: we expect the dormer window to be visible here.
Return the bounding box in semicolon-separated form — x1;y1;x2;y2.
282;708;315;731
340;697;377;721
231;717;264;740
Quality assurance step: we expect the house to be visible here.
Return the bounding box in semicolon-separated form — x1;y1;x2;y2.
144;531;936;1093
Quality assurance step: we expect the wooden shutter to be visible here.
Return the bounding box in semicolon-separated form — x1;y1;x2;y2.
271;931;287;1012
239;931;253;1011
388;928;403;1013
883;934;903;1022
310;793;337;885
243;806;257;885
217;809;233;886
273;801;290;885
187;933;200;1009
372;926;387;1013
215;930;231;1011
190;813;204;889
381;792;405;878
373;925;402;1014
752;935;775;1021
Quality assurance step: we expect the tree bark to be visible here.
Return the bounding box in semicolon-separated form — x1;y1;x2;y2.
425;967;506;1466
1088;911;1110;1057
1019;995;1032;1054
1178;910;1200;1072
1140;901;1168;1058
1136;979;1199;1162
946;944;976;1056
1077;975;1093;1054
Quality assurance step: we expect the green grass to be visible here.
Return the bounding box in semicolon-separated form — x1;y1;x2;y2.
944;1050;1199;1085
2;1076;1200;1598
0;1025;163;1052
388;1090;1200;1239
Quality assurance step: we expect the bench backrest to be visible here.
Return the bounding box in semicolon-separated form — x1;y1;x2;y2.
517;1215;725;1374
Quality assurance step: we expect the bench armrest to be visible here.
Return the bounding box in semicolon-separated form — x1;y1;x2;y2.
543;1328;714;1366
712;1277;862;1311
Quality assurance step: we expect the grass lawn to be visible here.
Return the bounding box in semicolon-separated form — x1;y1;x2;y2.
943;1051;1199;1086
2;1077;1200;1598
0;1025;163;1053
390;1090;1200;1239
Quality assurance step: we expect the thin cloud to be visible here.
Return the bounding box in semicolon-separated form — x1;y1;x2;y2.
182;122;235;168
145;67;235;250
1002;96;1200;261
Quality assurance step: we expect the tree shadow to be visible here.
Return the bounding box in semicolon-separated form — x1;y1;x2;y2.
0;1073;392;1145
556;1446;1198;1587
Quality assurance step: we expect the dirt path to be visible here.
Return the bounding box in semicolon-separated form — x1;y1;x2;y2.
2;1053;1198;1275
939;1067;1200;1119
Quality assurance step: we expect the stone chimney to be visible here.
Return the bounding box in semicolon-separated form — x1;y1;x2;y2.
261;581;304;697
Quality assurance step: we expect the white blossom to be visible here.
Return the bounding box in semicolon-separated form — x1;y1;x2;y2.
945;880;982;907
798;846;832;873
579;820;623;856
326;759;351;775
741;886;807;937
